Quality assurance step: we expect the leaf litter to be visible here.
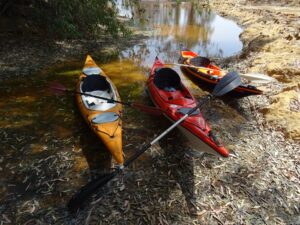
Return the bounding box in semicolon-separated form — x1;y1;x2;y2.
0;2;299;225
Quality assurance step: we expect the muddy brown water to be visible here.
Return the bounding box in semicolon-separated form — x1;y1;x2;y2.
0;1;246;223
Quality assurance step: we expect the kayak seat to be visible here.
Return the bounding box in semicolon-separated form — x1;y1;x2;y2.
190;56;211;67
154;68;182;91
83;91;116;111
82;75;111;93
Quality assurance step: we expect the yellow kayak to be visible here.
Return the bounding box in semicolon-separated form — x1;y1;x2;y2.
75;55;123;165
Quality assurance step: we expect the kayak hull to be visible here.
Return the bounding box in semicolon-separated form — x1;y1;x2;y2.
76;55;123;165
178;125;223;156
179;50;263;97
147;57;229;157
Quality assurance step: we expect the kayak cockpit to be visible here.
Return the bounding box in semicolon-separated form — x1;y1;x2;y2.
190;56;211;67
187;56;222;76
154;68;182;92
154;67;194;104
80;75;116;111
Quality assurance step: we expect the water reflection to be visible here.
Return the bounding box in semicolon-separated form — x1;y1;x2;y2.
118;0;243;67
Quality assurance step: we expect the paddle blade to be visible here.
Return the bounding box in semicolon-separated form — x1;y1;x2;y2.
49;82;68;95
212;71;241;97
132;103;163;116
67;171;117;212
240;72;276;83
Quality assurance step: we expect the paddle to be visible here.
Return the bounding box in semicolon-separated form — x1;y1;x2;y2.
67;71;242;212
49;82;163;116
166;62;276;83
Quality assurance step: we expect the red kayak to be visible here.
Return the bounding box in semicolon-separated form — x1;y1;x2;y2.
146;57;230;157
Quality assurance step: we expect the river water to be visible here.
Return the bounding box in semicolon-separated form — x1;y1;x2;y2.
119;1;242;63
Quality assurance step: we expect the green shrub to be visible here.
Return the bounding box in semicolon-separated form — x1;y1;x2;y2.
29;0;129;38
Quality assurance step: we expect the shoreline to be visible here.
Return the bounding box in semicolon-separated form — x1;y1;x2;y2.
210;0;300;140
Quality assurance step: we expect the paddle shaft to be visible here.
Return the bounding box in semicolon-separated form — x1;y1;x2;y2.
74;90;131;106
124;100;203;167
50;83;162;115
52;84;147;107
73;91;162;115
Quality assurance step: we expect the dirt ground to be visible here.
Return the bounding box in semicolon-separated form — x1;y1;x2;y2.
0;0;299;225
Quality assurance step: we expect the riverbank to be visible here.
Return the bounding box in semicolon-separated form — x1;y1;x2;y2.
210;0;300;140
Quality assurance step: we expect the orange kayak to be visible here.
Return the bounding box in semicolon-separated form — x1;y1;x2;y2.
75;55;123;165
179;50;263;97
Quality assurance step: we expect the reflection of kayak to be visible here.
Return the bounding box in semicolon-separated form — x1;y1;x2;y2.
179;50;263;97
147;57;230;157
76;55;123;165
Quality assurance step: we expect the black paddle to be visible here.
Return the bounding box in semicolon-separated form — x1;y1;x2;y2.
67;71;241;212
49;82;163;116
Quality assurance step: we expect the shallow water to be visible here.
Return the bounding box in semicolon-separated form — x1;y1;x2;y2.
0;1;245;221
119;0;243;62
